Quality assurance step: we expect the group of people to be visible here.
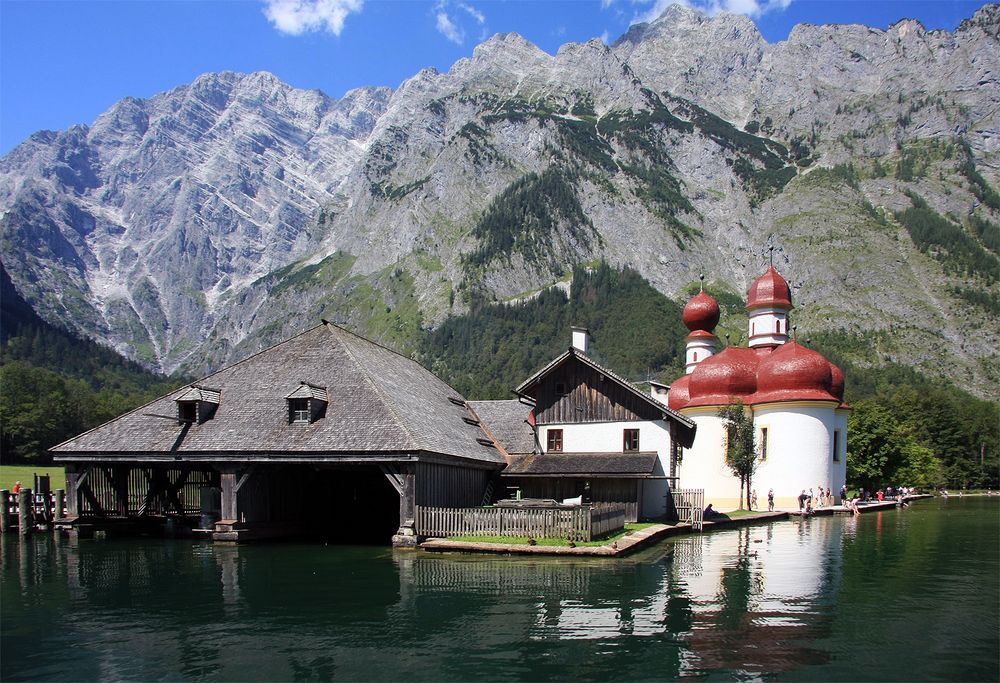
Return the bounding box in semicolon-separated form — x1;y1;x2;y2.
707;482;918;519
794;485;847;514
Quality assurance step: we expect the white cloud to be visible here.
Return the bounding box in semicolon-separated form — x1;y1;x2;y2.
263;0;364;35
459;2;486;24
600;29;611;44
631;0;794;24
433;1;487;44
436;11;465;44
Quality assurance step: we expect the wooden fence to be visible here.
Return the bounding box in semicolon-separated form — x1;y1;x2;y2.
671;488;705;531
415;503;626;541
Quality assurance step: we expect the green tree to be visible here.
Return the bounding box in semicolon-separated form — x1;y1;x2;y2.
717;401;758;509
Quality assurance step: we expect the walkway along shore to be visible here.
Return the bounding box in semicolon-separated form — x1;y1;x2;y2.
418;495;935;557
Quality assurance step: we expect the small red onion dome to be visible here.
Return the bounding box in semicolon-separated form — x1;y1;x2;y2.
683;290;721;332
747;264;793;310
753;341;839;403
667;374;691;410
686;347;763;407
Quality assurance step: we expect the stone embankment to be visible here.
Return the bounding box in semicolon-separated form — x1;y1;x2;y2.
419;495;936;556
419;511;789;557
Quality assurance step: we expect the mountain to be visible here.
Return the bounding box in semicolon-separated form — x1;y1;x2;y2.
1;4;998;398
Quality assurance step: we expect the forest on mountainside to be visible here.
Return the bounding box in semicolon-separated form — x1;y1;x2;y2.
0;263;183;463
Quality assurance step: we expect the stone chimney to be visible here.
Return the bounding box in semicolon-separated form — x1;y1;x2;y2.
571;326;590;354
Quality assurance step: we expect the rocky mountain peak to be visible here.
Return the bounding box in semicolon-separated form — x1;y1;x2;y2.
1;7;997;400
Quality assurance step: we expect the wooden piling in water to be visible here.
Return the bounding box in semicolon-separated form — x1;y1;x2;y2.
54;489;65;522
18;488;32;536
0;490;9;534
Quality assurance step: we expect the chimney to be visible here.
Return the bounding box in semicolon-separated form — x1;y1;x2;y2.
649;381;669;404
571;326;590;354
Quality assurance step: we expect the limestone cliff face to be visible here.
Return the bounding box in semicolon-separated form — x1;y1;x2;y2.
1;5;998;396
0;72;390;368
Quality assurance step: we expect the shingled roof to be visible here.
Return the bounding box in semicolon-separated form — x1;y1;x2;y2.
503;452;659;477
51;323;504;465
467;400;537;456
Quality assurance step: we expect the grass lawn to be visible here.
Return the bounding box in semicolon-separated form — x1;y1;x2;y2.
0;465;66;492
450;522;659;547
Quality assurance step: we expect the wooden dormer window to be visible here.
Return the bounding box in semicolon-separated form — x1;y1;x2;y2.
285;382;328;424
289;398;310;423
174;386;221;425
623;428;640;452
178;402;197;424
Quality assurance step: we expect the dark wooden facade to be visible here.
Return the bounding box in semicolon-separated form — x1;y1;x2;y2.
533;359;666;425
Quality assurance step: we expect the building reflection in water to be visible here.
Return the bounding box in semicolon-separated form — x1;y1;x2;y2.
2;516;848;681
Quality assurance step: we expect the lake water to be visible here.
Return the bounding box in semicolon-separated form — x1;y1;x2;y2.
2;497;997;681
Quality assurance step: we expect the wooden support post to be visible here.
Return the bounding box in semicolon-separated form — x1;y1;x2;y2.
18;488;32;536
54;490;65;521
218;466;253;523
116;466;129;517
219;470;238;522
392;466;417;547
0;490;9;533
65;467;81;518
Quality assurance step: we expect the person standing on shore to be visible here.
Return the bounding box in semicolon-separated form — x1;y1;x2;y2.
750;489;757;511
768;489;774;512
798;490;808;510
840;484;848;506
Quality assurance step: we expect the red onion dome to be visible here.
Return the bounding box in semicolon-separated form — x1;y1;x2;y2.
747;264;792;310
753;341;839;404
686;347;762;407
683;290;721;332
667;374;691;410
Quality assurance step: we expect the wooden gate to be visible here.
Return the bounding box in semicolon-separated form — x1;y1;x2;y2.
671;488;704;531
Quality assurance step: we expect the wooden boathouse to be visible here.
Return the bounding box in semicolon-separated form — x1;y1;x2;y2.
50;322;506;545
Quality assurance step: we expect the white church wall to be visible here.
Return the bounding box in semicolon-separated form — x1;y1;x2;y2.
676;411;744;510
753;403;838;509
829;410;849;497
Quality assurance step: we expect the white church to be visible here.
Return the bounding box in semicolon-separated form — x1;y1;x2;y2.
663;264;849;510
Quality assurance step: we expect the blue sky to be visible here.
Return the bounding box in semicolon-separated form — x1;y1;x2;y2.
0;0;990;155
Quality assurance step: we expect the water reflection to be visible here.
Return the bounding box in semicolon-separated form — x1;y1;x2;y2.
2;500;997;681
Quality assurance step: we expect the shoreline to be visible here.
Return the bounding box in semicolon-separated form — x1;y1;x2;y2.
418;495;936;557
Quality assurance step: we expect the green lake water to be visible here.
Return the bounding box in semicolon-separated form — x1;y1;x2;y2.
2;497;997;681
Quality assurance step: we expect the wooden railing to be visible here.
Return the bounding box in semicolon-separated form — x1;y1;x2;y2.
416;503;626;541
671;488;705;531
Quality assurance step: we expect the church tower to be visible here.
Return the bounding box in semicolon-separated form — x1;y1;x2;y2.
747;264;792;348
682;278;720;374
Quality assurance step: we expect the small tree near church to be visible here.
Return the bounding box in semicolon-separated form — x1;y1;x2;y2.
718;400;759;510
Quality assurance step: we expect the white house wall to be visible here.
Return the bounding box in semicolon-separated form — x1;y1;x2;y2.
539;421;673;518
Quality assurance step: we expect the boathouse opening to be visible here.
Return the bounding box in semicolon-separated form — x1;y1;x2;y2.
295;466;401;544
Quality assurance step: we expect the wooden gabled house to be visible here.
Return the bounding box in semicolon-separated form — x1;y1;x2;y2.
50;322;506;544
477;328;696;521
